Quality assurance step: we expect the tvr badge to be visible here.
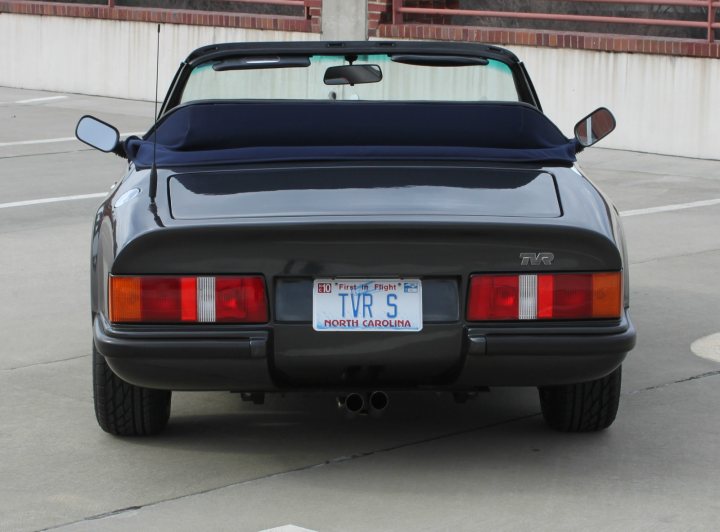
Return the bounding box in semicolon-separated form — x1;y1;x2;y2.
520;252;555;266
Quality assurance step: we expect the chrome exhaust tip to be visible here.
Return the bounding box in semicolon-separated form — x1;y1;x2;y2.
344;392;365;414
369;391;389;417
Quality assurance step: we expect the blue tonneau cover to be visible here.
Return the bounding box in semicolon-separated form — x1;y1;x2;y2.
126;101;577;167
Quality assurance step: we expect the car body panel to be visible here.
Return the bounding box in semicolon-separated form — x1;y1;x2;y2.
168;166;562;220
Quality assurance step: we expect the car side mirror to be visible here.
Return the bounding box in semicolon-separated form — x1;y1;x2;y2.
574;107;616;148
75;115;120;153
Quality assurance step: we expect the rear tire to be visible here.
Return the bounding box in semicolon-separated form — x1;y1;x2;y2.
93;345;171;436
538;365;621;432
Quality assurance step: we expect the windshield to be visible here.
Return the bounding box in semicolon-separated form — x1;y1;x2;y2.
180;54;519;103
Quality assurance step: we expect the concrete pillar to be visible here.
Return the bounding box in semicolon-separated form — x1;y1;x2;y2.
322;0;368;40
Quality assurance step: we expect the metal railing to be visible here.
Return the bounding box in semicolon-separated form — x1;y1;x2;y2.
6;0;315;19
391;0;720;42
103;0;308;7
0;0;320;31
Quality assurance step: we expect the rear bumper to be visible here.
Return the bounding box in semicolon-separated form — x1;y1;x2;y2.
94;312;635;390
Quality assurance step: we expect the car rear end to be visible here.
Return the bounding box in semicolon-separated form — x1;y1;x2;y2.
93;162;635;395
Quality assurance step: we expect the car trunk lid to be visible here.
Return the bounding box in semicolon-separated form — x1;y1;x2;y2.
167;165;561;220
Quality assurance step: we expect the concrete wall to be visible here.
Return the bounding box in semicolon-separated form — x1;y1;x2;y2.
1;11;718;159
0;13;321;102
322;0;367;41
511;45;720;160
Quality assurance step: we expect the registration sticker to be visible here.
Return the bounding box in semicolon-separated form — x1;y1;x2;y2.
312;279;423;332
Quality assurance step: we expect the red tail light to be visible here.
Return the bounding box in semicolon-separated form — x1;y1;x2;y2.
467;275;519;320
468;272;622;321
539;274;592;319
135;277;197;323
215;277;268;323
109;275;268;324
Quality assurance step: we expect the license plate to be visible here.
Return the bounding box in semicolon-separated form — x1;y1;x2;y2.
313;279;423;332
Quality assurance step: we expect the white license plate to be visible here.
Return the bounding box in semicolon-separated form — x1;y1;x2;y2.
313;279;423;332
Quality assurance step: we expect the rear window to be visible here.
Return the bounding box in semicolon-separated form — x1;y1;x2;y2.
180;54;519;103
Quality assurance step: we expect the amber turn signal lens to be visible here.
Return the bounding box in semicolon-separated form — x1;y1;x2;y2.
591;272;622;318
109;276;142;323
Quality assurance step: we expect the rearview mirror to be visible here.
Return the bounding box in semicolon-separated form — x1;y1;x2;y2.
574;107;616;148
324;64;383;86
75;115;120;153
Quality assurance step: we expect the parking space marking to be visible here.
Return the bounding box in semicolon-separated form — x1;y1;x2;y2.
0;131;143;147
2;193;720;214
0;192;107;210
620;198;720;217
691;333;720;364
259;526;319;532
0;136;83;147
14;95;68;104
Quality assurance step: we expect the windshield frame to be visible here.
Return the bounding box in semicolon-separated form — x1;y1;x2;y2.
160;41;539;116
179;54;519;105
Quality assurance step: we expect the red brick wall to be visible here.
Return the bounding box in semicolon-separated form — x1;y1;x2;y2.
0;0;321;33
376;23;719;59
402;1;458;24
369;1;720;59
2;1;717;58
368;0;392;34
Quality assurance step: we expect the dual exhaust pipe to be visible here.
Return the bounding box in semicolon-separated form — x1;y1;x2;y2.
338;391;389;417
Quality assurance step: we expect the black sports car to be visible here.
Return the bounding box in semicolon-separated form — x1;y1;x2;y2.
76;40;635;436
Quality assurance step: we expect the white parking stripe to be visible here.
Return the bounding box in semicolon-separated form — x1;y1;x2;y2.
1;192;719;214
14;95;68;104
258;526;319;532
0;136;82;147
0;193;107;210
0;132;143;147
620;198;720;217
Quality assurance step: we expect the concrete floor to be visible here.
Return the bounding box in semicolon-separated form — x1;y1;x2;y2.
1;87;719;532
